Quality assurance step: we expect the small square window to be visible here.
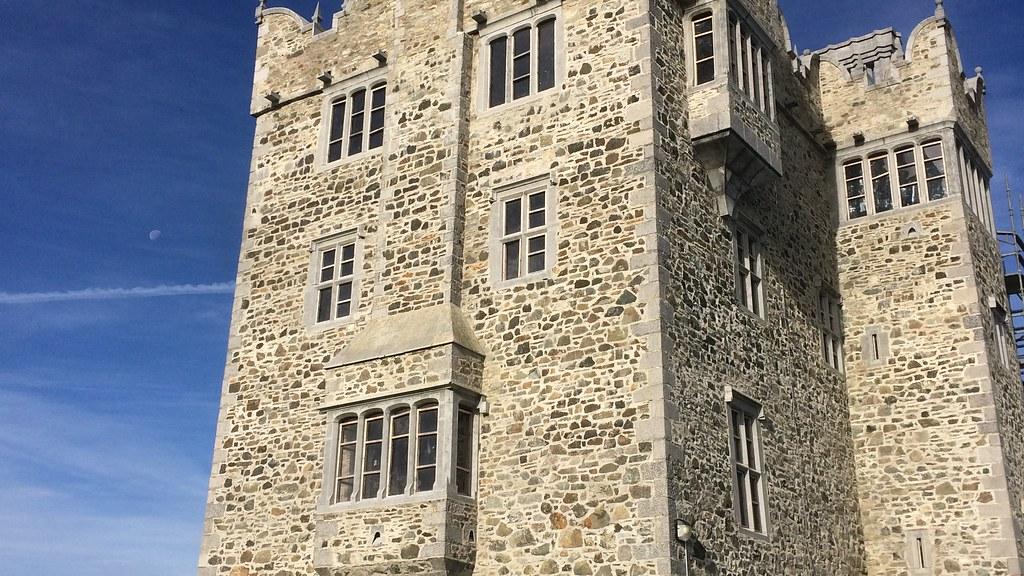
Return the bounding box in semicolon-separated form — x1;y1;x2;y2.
492;178;556;287
308;233;361;326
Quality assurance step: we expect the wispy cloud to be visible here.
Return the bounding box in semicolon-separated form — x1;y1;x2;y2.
0;282;234;305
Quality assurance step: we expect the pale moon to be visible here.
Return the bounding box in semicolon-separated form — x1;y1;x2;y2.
149;230;162;241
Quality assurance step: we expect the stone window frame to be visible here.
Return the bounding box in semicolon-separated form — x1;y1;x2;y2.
956;136;995;232
317;386;482;513
691;9;716;86
316;67;388;170
861;325;890;368
819;288;845;373
989;297;1013;371
905;528;933;574
489;175;559;290
726;6;775;119
304;228;365;331
732;217;766;320
837;130;954;224
725;387;770;539
476;1;564;115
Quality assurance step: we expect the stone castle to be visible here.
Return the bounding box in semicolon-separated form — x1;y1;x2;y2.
198;0;1024;573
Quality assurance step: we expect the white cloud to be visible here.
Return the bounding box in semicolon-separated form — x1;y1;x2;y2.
0;389;208;576
0;282;234;305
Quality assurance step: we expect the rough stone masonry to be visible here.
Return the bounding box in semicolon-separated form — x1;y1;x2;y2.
198;0;1024;574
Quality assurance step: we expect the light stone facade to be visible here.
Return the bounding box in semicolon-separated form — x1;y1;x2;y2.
198;0;1024;574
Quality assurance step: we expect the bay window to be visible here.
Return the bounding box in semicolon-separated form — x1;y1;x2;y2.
321;389;480;507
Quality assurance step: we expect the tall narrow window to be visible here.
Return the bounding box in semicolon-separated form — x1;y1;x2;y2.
895;147;920;207
415;404;438;492
734;226;764;318
740;29;750;93
489;36;508;107
865;62;876;86
334;417;358;502
455;406;475;496
313;238;357;325
496;182;551;284
922;141;947;201
870;153;893;213
361;412;384;499
751;42;762;108
368;84;387;150
845;161;867;219
327;99;347;162
537;18;556;91
693;13;715;85
820;292;844;372
994;308;1011;369
728;13;739;85
761;52;773;117
512;28;532;100
347;89;366;156
387;410;410;496
729;397;766;534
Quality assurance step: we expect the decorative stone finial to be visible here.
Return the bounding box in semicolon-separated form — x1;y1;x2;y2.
975;66;984;76
255;0;267;24
311;2;325;35
935;0;945;18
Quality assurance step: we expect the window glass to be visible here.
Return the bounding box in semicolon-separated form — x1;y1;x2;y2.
361;413;384;498
455;407;474;496
416;405;438;492
729;403;766;534
870;154;893;213
895;147;919;207
328;100;346;162
335;419;358;502
368;84;387;150
693;14;715;85
845;162;866;219
922;142;947;201
315;240;357;324
728;14;739;85
537;19;556;91
489;36;508;107
497;184;551;283
348;89;366;156
388;411;410;496
512;28;532;100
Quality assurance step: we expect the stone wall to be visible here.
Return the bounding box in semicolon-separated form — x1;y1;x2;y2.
200;1;1020;575
652;0;866;570
818;18;953;149
202;0;670;574
837;198;1023;575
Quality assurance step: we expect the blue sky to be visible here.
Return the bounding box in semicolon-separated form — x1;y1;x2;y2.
0;1;1019;575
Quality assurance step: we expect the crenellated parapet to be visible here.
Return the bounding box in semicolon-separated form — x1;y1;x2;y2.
817;2;996;232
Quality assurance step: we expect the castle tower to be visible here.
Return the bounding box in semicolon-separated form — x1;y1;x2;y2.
819;2;1024;573
197;0;1021;574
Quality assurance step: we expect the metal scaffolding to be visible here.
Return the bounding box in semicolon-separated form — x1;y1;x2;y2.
997;179;1024;383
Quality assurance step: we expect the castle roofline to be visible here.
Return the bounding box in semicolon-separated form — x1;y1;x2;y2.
814;27;901;58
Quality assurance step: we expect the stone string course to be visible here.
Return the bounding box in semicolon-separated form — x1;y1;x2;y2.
198;0;1024;575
